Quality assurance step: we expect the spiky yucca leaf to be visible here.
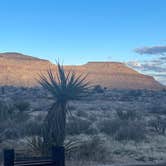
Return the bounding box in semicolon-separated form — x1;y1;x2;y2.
26;136;82;156
38;63;89;103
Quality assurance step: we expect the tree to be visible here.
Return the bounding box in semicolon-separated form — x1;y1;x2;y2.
38;63;89;151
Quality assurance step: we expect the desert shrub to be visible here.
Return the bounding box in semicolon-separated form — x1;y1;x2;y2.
148;116;166;134
88;113;98;122
98;116;146;142
69;136;108;161
116;109;139;121
14;100;30;112
3;127;20;139
75;110;89;118
1;86;5;94
0;100;31;140
88;106;96;111
68;105;76;111
0;101;14;121
34;114;45;122
21;121;42;136
0;101;29;123
0;121;21;140
98;119;124;135
85;125;98;135
149;104;166;114
100;105;109;111
93;85;104;93
125;90;142;97
0;108;10;121
66;117;91;135
114;121;146;142
14;112;30;123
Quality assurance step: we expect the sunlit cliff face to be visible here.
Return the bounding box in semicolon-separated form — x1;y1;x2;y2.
0;52;164;90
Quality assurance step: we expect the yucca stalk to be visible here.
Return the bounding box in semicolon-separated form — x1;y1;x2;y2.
38;63;89;149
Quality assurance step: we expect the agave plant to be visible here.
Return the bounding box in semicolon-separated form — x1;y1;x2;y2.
38;63;89;150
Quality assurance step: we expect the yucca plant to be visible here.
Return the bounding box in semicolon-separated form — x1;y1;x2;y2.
38;63;89;151
26;136;82;156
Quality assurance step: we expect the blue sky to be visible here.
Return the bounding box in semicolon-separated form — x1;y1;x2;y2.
0;0;166;84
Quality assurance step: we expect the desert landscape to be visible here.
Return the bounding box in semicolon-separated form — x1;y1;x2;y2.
1;1;166;166
0;52;164;89
0;53;166;166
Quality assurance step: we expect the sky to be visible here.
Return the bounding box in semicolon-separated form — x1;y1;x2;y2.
0;0;165;85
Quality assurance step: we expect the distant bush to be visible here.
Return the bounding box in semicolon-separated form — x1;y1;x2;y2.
148;116;166;134
75;110;89;118
0;121;21;140
125;90;143;97
0;100;31;141
66;117;91;135
3;127;20;139
0;101;13;121
98;112;145;142
20;121;42;136
68;105;76;111
14;100;30;112
88;113;98;122
93;85;104;93
98;119;124;135
1;86;5;94
85;125;98;135
15;112;30;123
34;114;45;122
0;101;27;122
114;121;146;142
149;104;166;114
116;109;139;121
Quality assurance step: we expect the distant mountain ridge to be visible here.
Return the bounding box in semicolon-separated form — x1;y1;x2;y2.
0;52;164;90
0;52;48;61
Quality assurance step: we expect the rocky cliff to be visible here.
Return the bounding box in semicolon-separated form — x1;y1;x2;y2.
0;52;164;90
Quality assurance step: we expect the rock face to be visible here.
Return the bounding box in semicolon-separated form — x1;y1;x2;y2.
0;52;164;89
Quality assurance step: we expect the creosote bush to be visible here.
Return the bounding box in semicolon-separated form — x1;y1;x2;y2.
93;85;104;93
99;119;124;136
75;110;89;118
66;117;91;135
148;116;166;135
98;109;146;142
14;100;30;112
21;121;43;136
0;99;31;141
114;121;146;142
116;109;139;121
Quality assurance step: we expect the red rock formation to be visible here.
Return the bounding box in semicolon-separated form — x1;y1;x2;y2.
0;52;164;90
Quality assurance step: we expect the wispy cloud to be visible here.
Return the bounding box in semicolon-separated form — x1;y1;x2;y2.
127;60;166;85
134;45;166;55
128;56;166;71
131;45;166;85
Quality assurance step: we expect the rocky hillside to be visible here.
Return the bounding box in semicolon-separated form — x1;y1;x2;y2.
0;52;164;89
